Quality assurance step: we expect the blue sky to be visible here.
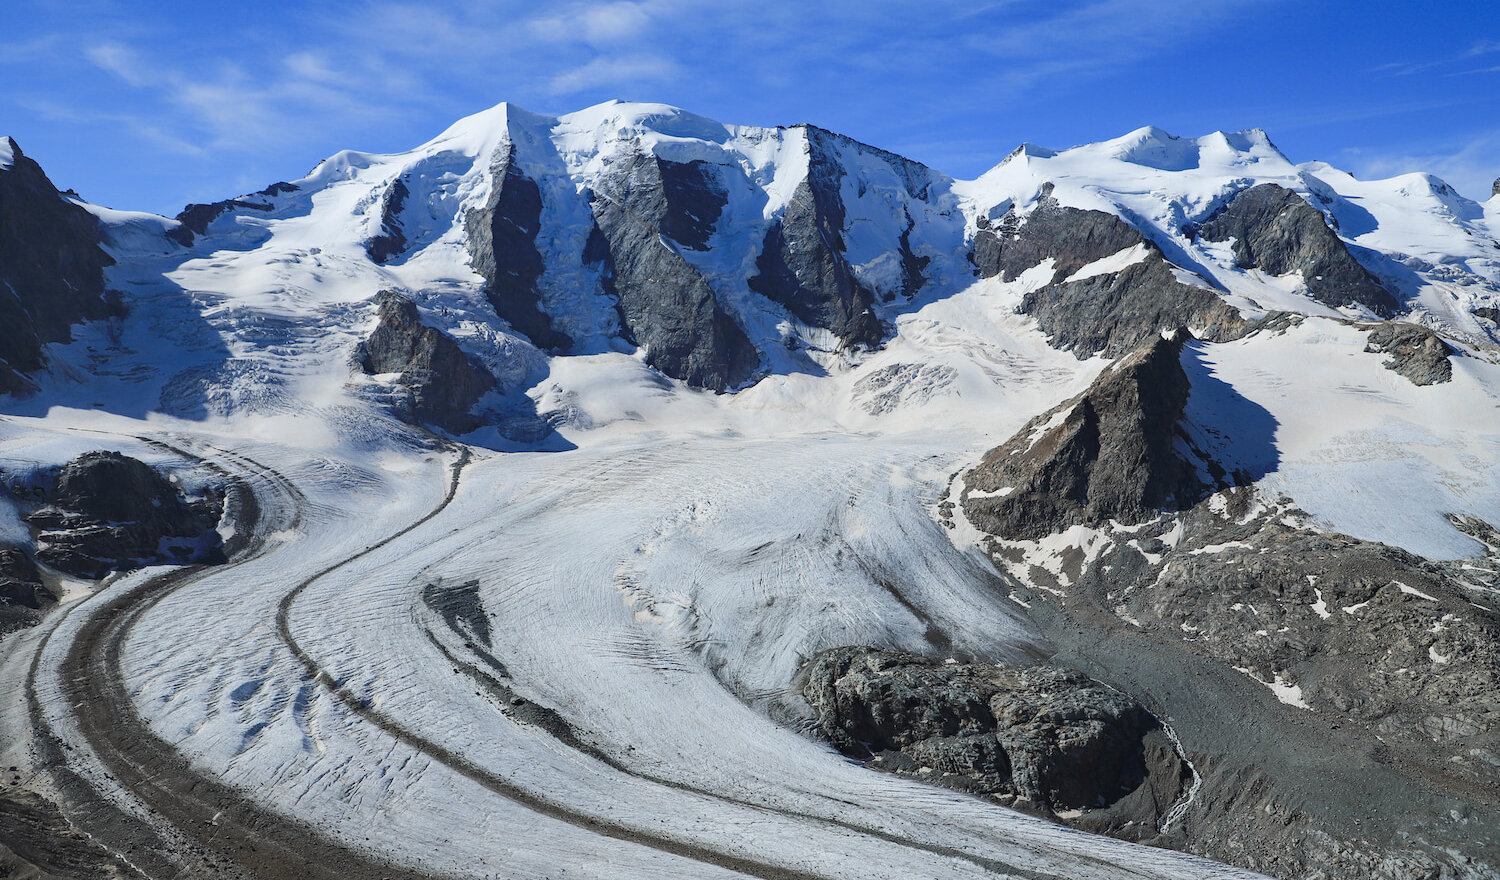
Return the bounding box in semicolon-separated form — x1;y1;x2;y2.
4;0;1498;215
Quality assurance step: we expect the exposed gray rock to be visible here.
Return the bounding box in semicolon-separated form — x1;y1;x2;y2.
586;151;757;390
1477;306;1500;325
0;545;52;636
972;189;1145;284
749;128;887;349
358;290;497;433
365;177;410;265
463;147;571;352
972;190;1247;357
1362;321;1453;385
956;474;1500;878
0;547;47;609
0;137;118;393
166;181;296;247
1196;183;1400;316
802;647;1188;831
25;451;224;579
656;158;726;251
1493;177;1500;199
963;331;1215;540
1022;258;1247;358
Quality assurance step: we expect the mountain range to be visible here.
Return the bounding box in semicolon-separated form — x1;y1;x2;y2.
0;101;1497;880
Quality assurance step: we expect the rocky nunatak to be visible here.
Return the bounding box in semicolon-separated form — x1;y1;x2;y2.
949;329;1499;880
19;451;225;581
802;647;1190;839
358;290;498;433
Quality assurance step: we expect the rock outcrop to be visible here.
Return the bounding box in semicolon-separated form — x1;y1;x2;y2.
0;546;51;635
25;452;224;579
1195;183;1400;316
464;148;571;352
802;647;1189;832
0;137;118;393
749;128;888;351
365;177;410;265
963;331;1215;540
359;291;498;432
166;181;297;247
1362;321;1453;385
586;151;758;391
973;190;1246;357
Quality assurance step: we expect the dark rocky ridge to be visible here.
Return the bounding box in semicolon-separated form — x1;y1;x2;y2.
1195;183;1400;316
802;647;1190;837
24;451;224;579
1362;321;1454;385
585;150;758;390
0;137;118;394
358;291;497;432
749;127;888;350
166;181;298;247
973;189;1247;357
963;331;1218;541
463;147;571;352
365;177;410;265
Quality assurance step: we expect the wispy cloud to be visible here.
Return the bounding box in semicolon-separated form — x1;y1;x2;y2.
1371;38;1500;77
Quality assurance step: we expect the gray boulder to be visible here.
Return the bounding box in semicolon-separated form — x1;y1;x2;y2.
1362;321;1453;385
26;451;224;579
586;151;757;390
464;147;571;352
1195;183;1399;316
802;647;1187;825
359;291;497;433
963;331;1212;540
0;138;119;394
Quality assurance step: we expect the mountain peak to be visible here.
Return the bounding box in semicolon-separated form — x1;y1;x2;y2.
0;136;18;167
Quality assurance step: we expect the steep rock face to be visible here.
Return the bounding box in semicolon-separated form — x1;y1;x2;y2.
0;137;117;392
463;147;571;352
962;332;1211;540
973;191;1246;357
586;151;757;390
359;291;498;432
802;647;1188;831
1196;183;1399;316
1362;321;1453;385
25;452;224;579
749;128;887;350
365;177;410;265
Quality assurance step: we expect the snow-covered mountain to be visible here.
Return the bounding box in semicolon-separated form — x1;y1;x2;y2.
1;101;1498;880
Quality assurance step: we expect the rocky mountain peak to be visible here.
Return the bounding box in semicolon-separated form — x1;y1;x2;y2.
961;330;1211;540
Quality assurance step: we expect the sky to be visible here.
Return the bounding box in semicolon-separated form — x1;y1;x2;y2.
3;0;1498;215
